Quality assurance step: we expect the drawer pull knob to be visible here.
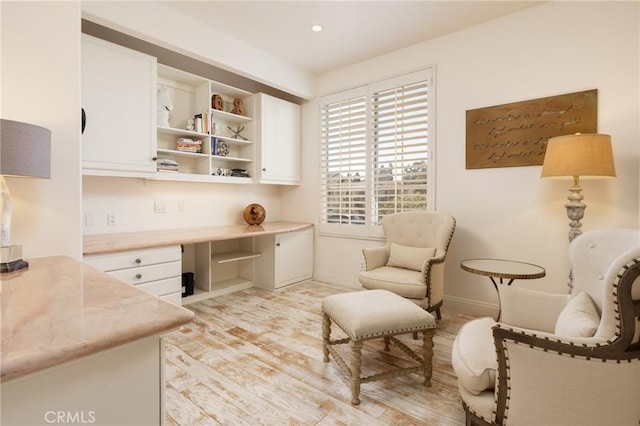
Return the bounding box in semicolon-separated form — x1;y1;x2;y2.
135;273;142;279
135;258;142;264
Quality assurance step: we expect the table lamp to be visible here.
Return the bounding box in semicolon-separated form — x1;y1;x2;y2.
541;133;616;242
0;119;51;272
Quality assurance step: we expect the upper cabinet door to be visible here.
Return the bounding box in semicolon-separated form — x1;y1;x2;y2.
81;35;157;176
256;93;300;185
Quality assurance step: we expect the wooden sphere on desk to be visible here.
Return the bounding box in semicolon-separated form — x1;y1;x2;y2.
243;204;266;225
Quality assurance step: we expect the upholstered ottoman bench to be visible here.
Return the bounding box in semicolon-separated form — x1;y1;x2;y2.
321;289;437;405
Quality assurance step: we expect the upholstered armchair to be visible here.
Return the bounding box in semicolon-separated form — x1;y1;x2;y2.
452;229;640;426
359;211;456;319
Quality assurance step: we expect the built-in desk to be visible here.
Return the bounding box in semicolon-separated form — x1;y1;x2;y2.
83;221;314;304
0;256;194;425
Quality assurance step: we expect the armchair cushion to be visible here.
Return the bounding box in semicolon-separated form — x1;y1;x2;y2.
452;317;497;395
554;292;600;338
359;266;426;299
387;243;436;272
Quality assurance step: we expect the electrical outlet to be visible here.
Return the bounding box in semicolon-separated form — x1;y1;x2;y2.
107;212;118;226
178;200;185;212
84;213;95;227
154;201;167;214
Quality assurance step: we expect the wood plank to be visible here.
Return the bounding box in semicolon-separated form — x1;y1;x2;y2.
165;281;474;425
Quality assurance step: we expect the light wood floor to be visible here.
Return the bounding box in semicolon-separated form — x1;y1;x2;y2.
164;281;475;425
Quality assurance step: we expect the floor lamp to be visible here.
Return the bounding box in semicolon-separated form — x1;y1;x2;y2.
0;119;51;272
541;133;616;242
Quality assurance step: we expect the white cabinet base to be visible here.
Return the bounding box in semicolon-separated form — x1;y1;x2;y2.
1;336;164;426
255;228;313;290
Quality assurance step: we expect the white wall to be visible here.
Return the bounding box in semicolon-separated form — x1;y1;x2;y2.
295;1;640;315
1;2;82;260
82;177;283;234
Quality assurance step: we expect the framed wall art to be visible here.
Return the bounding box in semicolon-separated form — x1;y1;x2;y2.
465;89;597;169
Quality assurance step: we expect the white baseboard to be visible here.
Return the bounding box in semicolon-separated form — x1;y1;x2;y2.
314;272;362;290
444;294;498;318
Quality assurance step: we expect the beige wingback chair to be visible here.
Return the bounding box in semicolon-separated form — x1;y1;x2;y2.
359;211;456;319
452;228;640;425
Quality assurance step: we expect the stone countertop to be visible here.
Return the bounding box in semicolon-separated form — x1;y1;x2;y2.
83;221;313;255
0;256;194;383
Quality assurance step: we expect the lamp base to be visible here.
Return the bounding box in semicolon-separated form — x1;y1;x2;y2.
0;245;28;272
565;182;586;242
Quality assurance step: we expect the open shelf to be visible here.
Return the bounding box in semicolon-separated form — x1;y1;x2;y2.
157;126;209;139
157;64;255;183
211;155;252;163
157;149;209;159
212;251;261;264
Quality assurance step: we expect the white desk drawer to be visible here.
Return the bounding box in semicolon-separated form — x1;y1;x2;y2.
108;261;181;285
85;246;181;272
136;276;181;297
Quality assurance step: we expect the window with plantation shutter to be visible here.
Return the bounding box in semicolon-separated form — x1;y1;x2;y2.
319;69;434;237
370;75;430;224
320;87;368;227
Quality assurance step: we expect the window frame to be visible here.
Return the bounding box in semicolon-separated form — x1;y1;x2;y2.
318;68;436;239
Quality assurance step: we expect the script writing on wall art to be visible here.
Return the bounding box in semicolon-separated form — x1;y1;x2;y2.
465;89;597;169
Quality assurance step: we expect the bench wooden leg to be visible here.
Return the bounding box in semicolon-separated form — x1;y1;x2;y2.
422;328;435;387
322;314;331;362
350;339;363;405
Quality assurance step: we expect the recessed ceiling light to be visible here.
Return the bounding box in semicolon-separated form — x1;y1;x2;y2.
311;24;323;32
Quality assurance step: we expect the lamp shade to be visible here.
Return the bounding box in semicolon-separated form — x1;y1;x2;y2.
541;133;616;179
0;119;51;178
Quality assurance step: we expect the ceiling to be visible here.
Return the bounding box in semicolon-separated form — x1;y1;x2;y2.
161;1;543;75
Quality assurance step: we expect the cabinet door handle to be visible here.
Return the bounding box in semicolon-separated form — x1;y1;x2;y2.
135;258;142;264
262;168;266;172
152;157;157;161
135;273;142;280
276;242;280;247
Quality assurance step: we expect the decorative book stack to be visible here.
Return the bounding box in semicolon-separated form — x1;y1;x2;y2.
176;138;202;153
157;158;178;172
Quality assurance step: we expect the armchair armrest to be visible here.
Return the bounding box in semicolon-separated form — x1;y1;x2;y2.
499;285;568;333
362;246;388;271
421;253;446;304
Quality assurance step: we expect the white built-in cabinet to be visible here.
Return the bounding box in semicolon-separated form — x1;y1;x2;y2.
255;93;301;185
84;245;183;305
2;335;163;426
180;228;313;304
255;228;313;290
81;35;301;185
81;34;157;176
